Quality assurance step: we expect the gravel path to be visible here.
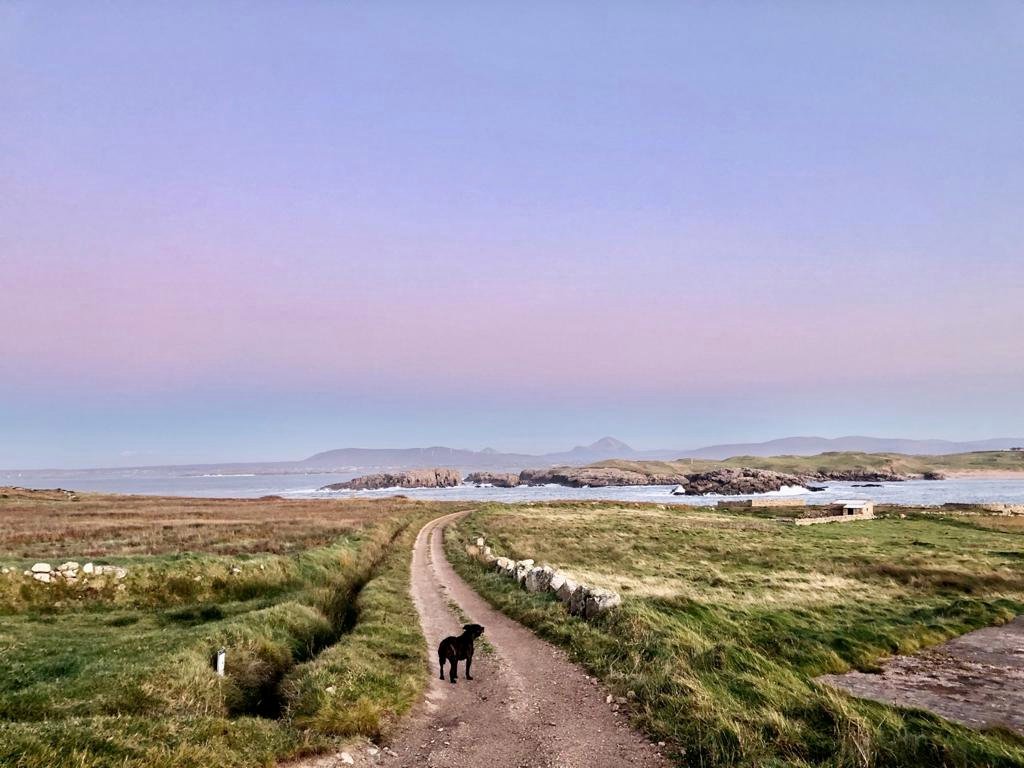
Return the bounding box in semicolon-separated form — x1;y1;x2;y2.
299;510;670;767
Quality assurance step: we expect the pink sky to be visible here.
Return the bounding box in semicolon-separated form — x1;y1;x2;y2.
2;3;1023;467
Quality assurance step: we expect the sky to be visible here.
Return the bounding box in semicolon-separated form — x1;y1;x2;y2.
2;2;1023;468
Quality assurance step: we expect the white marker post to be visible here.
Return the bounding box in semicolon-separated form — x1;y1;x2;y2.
215;648;226;677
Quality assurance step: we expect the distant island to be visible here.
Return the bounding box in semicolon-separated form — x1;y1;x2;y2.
7;437;1024;478
318;450;1024;495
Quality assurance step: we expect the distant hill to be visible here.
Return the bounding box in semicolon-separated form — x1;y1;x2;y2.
679;436;1024;459
5;435;1023;475
591;450;1024;477
301;437;661;471
301;435;1024;471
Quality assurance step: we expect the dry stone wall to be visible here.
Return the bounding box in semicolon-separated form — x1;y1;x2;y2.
1;560;128;584
467;536;621;620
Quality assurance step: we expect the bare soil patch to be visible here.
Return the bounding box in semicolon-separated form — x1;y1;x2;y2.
819;616;1024;734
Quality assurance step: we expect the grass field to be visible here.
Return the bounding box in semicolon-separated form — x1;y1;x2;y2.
0;489;463;768
591;449;1024;478
447;502;1024;767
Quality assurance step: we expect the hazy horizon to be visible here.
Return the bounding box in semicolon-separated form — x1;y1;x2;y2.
3;3;1023;469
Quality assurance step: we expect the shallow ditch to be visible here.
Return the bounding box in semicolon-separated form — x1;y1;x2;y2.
224;522;409;720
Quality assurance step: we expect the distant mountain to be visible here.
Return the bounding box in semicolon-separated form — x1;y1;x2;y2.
6;435;1022;476
301;445;540;471
300;437;655;471
677;435;1024;460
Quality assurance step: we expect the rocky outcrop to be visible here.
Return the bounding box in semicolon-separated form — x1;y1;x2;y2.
678;468;806;496
320;468;461;491
518;466;688;488
813;469;907;483
465;472;520;488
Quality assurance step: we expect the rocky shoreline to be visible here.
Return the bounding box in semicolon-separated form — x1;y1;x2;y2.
319;468;462;491
321;464;946;495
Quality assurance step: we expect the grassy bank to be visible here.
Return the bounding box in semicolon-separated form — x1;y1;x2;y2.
0;490;455;768
447;502;1024;767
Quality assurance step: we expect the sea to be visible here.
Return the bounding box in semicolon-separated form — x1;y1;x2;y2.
3;469;1024;507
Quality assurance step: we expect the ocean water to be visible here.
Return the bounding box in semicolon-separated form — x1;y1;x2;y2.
3;469;1024;507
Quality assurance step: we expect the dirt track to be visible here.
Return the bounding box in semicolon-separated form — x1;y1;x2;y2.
303;510;669;767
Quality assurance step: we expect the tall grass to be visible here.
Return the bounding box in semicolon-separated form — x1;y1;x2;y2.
446;504;1024;767
0;495;454;768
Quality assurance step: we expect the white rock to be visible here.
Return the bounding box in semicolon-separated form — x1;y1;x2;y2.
58;561;80;572
548;570;567;593
525;565;555;593
82;563;94;574
513;561;534;587
31;562;51;573
475;537;486;548
584;588;622;619
339;752;354;765
113;567;128;580
32;572;51;583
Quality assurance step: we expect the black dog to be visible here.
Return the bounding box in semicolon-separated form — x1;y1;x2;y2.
438;623;485;684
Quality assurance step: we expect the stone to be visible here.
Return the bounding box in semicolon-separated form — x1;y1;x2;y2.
494;556;513;574
556;577;579;604
82;562;94;574
31;562;51;574
584;588;622;619
548;570;567;593
513;561;533;586
339;752;354;765
475;537;486;548
525;565;555;593
58;561;80;572
569;584;590;616
32;572;51;583
113;567;128;580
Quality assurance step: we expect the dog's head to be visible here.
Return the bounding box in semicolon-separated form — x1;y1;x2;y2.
462;623;485;639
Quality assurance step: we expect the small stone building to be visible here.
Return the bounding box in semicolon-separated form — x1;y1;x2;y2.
831;500;875;517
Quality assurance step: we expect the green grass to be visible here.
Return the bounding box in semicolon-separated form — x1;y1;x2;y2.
446;502;1024;767
0;495;455;768
591;450;1024;478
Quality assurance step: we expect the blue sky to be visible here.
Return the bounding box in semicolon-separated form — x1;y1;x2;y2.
2;2;1022;468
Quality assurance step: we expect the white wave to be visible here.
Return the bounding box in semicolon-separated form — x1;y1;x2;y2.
191;473;258;478
763;484;812;496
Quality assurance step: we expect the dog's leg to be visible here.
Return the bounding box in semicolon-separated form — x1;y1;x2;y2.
465;652;474;681
449;659;458;684
438;652;445;681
